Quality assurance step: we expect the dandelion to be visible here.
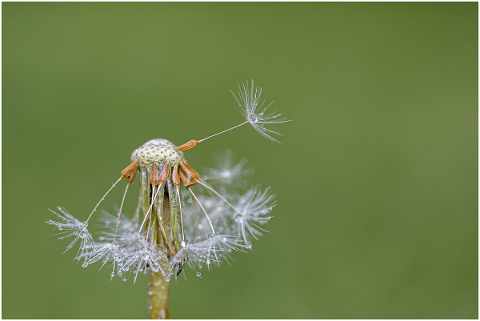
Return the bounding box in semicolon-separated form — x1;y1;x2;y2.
47;80;290;319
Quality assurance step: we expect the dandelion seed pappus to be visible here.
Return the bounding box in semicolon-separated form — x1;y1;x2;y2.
46;79;290;319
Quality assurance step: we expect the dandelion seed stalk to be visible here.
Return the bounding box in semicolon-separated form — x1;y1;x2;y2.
197;120;249;143
148;194;172;319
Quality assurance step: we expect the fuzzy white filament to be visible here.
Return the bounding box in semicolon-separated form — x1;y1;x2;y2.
231;79;291;143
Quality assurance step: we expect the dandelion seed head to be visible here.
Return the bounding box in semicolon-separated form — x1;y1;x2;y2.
47;81;286;288
131;138;183;167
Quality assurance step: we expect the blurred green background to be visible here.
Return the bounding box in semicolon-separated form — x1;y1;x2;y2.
2;2;477;319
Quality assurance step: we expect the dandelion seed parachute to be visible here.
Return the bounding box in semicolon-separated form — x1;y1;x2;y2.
203;150;253;186
46;207;92;254
231;79;291;143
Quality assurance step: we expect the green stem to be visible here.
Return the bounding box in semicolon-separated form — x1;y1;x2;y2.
149;264;170;319
148;193;171;319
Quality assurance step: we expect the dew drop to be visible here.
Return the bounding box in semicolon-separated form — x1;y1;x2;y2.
207;232;215;239
110;272;115;278
164;276;170;282
220;236;227;242
82;262;88;268
245;241;252;249
122;277;127;282
196;272;202;278
266;216;272;221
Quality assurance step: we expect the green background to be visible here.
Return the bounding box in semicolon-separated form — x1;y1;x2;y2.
3;2;477;319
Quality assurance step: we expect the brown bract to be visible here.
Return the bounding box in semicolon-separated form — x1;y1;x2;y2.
120;159;139;185
175;139;198;152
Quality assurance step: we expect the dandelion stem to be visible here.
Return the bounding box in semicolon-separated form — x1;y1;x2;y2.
197;121;249;143
149;269;170;319
148;192;171;319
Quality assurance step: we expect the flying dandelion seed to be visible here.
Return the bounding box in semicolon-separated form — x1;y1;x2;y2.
47;80;290;319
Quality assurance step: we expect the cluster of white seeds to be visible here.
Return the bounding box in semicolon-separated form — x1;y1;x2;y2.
131;139;183;167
